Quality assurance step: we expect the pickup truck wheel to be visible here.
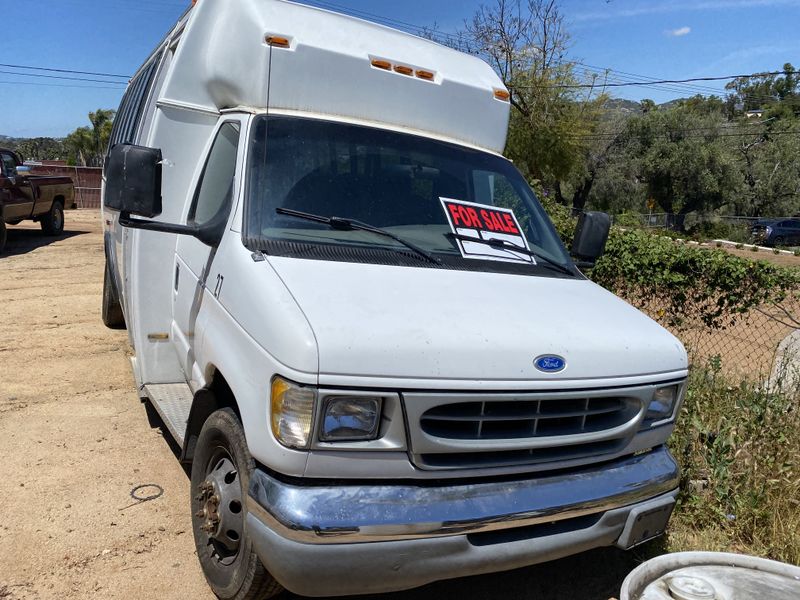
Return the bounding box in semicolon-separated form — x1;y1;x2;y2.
0;220;6;254
41;201;64;236
191;409;283;600
102;261;126;329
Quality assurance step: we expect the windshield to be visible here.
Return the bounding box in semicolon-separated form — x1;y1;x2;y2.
244;115;573;276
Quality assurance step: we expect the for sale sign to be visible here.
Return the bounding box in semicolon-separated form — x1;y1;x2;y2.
440;198;535;264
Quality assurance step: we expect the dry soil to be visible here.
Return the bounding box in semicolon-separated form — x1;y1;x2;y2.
0;210;640;600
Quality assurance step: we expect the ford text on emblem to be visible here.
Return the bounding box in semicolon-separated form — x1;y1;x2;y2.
534;355;566;373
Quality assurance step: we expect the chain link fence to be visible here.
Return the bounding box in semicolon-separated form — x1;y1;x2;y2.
620;293;799;378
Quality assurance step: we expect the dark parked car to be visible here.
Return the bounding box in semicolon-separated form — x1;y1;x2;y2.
751;219;800;247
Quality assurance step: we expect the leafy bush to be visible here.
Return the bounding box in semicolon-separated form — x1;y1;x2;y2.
590;228;799;329
668;363;800;564
541;198;799;329
687;220;752;244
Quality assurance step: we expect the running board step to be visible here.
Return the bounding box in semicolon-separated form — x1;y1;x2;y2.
143;383;193;447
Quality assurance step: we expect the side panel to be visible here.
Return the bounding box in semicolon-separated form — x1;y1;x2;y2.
126;105;218;385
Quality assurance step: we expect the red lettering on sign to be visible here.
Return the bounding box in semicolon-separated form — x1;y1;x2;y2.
457;206;472;227
503;213;520;234
479;210;494;231
466;207;482;228
447;203;462;226
490;211;507;232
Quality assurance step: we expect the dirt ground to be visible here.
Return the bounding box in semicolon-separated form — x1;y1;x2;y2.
0;210;645;600
718;245;800;269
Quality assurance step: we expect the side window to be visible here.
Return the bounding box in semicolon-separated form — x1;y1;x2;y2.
188;122;241;226
1;152;17;176
107;49;164;158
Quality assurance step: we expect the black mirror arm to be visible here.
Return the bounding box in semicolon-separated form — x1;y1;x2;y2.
572;259;596;270
120;211;199;236
119;212;222;248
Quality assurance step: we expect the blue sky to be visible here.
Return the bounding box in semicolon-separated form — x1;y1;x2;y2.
0;0;797;138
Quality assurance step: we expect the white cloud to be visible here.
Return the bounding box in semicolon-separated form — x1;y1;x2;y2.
667;26;692;36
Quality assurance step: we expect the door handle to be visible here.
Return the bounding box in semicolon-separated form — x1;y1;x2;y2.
174;263;180;292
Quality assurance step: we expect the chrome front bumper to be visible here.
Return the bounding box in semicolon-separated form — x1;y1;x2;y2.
247;446;678;543
246;447;679;595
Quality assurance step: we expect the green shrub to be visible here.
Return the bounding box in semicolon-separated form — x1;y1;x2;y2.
688;220;751;244
668;363;800;564
590;228;800;329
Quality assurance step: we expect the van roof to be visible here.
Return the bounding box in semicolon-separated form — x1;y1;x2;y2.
159;0;510;154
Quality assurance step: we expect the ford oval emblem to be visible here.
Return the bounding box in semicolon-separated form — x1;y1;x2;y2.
535;355;566;373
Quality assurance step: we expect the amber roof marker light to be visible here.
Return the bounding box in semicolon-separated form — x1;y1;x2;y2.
494;88;511;102
371;59;392;71
266;36;291;48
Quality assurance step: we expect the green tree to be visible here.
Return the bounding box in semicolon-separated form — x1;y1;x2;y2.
624;105;741;229
735;121;800;216
8;137;66;162
725;63;800;117
65;109;115;167
462;0;607;197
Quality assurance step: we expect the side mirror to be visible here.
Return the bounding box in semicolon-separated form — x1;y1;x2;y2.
107;144;224;248
105;144;163;218
571;211;611;267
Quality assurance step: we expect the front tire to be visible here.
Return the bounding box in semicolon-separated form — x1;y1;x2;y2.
191;409;282;600
41;200;64;236
0;220;7;254
772;236;785;247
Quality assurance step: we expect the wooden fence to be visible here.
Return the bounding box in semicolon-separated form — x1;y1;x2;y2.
28;164;102;209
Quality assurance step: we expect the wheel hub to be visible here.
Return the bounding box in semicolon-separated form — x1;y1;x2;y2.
195;455;244;562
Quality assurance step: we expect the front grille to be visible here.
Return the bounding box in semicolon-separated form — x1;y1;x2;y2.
420;397;637;441
404;389;650;471
419;439;625;469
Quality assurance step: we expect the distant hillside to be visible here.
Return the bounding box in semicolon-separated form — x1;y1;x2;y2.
0;135;21;147
603;98;643;113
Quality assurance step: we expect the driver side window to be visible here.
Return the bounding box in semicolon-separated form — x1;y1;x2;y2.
188;122;241;227
1;152;17;177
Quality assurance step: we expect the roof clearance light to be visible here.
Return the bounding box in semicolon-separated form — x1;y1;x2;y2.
416;70;435;81
394;65;414;76
266;36;291;48
371;59;392;71
494;89;511;102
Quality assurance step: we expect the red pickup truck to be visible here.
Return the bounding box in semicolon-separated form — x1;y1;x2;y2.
0;148;75;253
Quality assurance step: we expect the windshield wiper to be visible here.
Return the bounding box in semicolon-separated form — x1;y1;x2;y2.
448;233;575;277
276;208;441;265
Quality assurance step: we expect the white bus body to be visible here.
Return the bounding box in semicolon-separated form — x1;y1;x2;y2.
102;1;688;597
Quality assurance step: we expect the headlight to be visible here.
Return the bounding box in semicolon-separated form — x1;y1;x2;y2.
271;377;316;449
320;396;382;442
644;384;682;425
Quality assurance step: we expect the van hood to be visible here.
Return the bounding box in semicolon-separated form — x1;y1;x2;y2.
267;257;687;383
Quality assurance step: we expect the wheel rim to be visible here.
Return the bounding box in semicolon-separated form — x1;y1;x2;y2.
195;448;244;566
53;207;63;231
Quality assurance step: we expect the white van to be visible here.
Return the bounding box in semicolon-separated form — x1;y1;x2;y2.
101;1;689;598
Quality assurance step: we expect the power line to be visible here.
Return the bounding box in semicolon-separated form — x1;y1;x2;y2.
0;80;125;90
0;70;126;86
0;62;130;79
539;70;796;90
